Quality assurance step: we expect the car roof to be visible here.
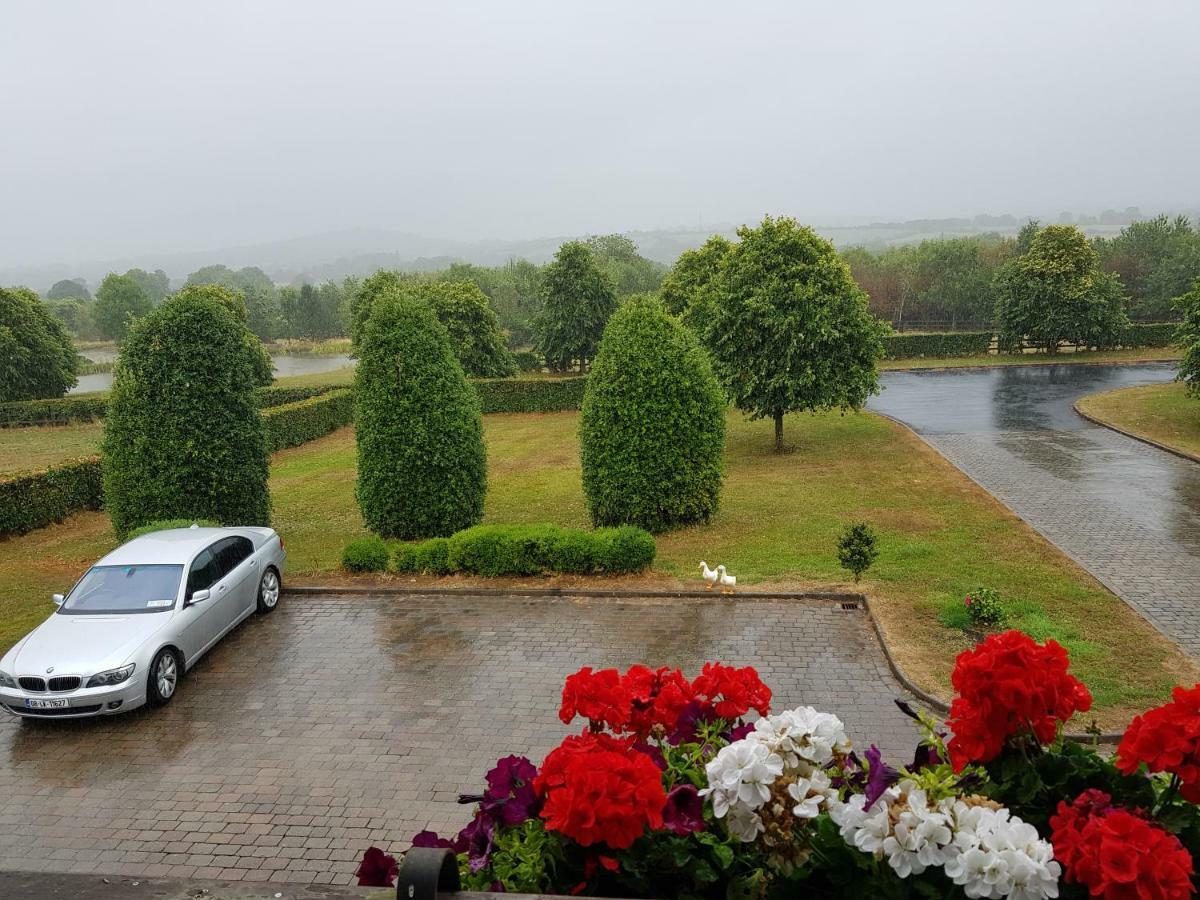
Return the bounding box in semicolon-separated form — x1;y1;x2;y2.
97;527;265;567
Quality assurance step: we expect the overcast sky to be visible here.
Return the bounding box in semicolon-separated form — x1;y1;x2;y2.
2;0;1198;267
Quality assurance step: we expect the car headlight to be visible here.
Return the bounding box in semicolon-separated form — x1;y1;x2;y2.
0;671;15;689
86;664;135;688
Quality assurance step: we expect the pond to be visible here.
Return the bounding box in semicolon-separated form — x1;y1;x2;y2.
69;353;354;393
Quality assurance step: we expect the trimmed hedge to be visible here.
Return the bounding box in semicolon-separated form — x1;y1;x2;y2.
0;384;338;428
263;389;353;452
386;524;656;577
580;293;725;532
341;535;390;572
882;331;992;359
0;456;103;537
1118;322;1178;349
475;377;587;413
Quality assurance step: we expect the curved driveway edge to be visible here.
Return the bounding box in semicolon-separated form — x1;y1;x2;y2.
1073;399;1200;465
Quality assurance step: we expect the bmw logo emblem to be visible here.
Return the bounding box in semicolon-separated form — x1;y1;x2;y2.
45;667;54;674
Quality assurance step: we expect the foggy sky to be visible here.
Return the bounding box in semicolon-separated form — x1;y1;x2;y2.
3;0;1198;268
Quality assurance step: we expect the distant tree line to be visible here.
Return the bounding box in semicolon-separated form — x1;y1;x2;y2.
842;214;1200;329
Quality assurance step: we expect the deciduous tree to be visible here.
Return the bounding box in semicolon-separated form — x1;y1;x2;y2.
533;242;616;372
0;287;78;401
93;273;152;341
703;216;887;452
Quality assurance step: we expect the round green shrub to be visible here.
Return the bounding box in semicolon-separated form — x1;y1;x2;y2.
102;291;271;536
124;518;221;541
391;543;418;573
341;535;391;572
172;284;274;387
354;289;487;538
579;293;725;532
547;529;597;574
598;526;657;573
0;287;78;402
412;537;452;575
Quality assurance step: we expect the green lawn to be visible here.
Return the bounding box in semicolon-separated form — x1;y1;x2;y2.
0;422;104;475
4;409;1192;728
880;346;1182;370
1076;381;1200;459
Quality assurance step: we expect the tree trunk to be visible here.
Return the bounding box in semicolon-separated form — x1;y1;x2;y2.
774;411;784;453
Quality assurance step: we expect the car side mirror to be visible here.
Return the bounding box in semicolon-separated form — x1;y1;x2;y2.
188;589;211;606
51;593;64;606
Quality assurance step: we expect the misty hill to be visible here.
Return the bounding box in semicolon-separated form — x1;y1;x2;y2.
5;209;1198;294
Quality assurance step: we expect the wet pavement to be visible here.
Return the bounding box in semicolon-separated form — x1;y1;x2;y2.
0;593;920;886
870;362;1200;656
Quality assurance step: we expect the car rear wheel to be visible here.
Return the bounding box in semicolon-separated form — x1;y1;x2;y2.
147;648;180;707
257;567;281;614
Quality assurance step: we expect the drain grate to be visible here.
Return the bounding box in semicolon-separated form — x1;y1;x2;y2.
840;602;860;611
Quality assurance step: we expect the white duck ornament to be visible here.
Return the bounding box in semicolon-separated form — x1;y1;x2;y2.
717;565;737;595
699;561;719;591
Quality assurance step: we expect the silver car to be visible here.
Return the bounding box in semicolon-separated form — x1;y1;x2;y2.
0;525;286;720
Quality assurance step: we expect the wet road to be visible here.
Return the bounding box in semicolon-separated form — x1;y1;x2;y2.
870;362;1200;656
0;594;919;886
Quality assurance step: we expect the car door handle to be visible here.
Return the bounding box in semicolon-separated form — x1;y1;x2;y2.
218;584;226;593
249;559;257;567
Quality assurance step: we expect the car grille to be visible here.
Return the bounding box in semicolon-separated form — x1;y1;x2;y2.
18;677;45;692
5;703;101;717
48;676;80;692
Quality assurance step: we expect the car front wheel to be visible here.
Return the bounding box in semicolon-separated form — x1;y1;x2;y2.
147;648;180;707
257;567;281;614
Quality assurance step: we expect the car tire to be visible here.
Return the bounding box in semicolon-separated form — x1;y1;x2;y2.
256;567;281;614
147;648;181;708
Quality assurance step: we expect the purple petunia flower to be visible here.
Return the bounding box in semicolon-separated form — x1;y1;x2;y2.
662;784;706;835
862;745;900;808
455;812;496;873
480;755;540;826
634;742;667;770
725;722;755;743
410;830;457;851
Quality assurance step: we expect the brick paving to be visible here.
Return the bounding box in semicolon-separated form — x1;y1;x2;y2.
873;364;1200;657
0;593;921;886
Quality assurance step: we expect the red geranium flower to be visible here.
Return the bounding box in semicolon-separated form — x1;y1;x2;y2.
535;731;666;849
1116;684;1200;802
624;665;697;737
1050;790;1194;899
691;662;772;721
945;630;1092;771
559;667;632;731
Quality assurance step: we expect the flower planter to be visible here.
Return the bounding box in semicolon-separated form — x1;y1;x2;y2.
396;848;641;899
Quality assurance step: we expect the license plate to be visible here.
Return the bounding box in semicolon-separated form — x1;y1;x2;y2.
25;698;69;710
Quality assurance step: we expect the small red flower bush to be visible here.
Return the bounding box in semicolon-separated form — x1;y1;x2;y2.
1116;683;1200;802
946;630;1092;771
1050;789;1194;899
535;730;666;849
691;661;772;721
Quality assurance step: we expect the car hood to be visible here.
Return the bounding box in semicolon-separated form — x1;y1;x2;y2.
9;611;171;677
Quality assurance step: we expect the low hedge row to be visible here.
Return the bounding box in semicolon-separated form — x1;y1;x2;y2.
0;384;339;428
474;377;587;413
1118;322;1179;348
0;456;103;537
881;331;993;359
262;389;353;452
342;523;656;576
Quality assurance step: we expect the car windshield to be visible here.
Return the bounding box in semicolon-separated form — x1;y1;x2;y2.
59;564;184;615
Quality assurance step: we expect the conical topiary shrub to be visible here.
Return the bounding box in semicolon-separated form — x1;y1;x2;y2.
580;293;725;532
103;290;271;536
355;287;486;538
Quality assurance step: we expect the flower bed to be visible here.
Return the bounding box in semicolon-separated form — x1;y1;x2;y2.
362;631;1200;898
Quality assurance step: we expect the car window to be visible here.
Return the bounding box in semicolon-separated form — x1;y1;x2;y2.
186;548;221;597
59;565;184;615
220;536;254;574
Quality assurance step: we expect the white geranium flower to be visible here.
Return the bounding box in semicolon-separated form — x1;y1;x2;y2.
752;706;851;768
882;793;954;878
787;769;833;819
725;804;765;843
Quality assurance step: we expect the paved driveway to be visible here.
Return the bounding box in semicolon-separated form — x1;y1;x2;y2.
870;362;1200;656
0;593;920;886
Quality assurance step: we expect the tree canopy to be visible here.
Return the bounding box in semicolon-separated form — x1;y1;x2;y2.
993;224;1128;354
93;273;152;341
170;283;273;386
46;278;91;301
102;289;271;535
703;216;887;452
580;293;725;532
1095;215;1200;322
124;268;171;306
1175;278;1200;396
659;234;732;330
533;242;617;372
0;286;78;402
354;288;486;538
585;234;665;297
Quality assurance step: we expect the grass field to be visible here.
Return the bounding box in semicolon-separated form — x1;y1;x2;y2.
1076;381;1200;459
0;422;104;475
1;409;1193;727
880;346;1182;370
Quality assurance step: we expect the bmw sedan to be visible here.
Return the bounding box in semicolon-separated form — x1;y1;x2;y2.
0;525;286;720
